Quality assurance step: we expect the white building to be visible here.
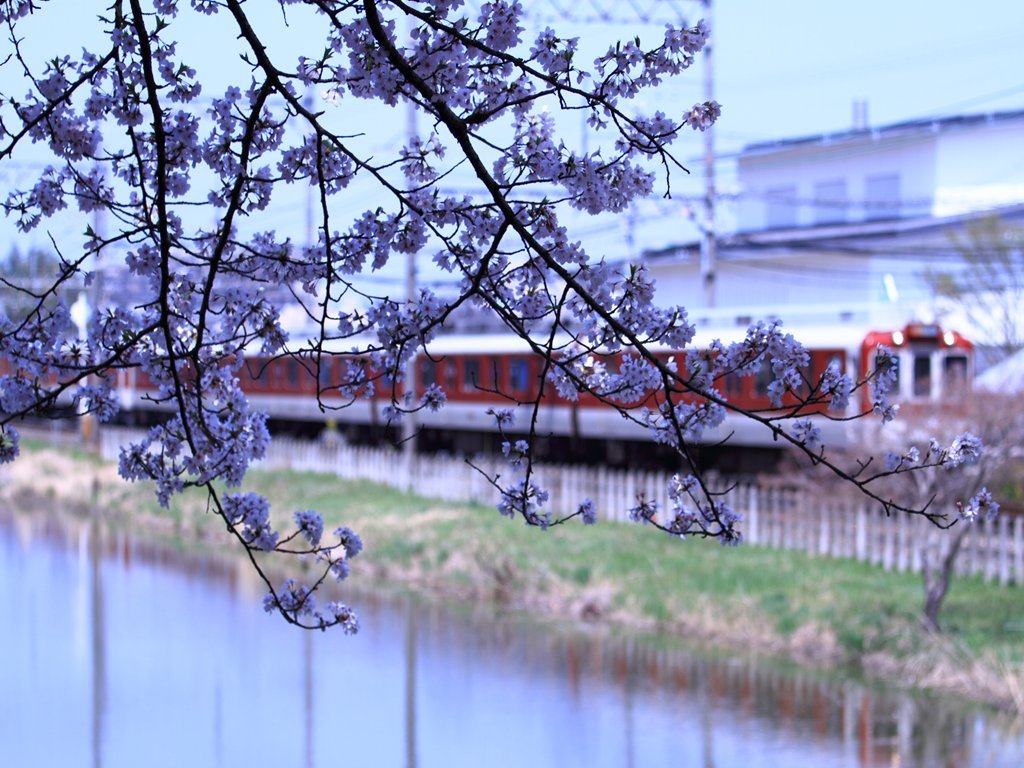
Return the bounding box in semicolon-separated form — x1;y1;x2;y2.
737;110;1024;232
645;110;1024;341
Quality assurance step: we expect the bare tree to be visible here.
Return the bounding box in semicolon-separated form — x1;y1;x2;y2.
927;214;1024;361
853;397;1017;632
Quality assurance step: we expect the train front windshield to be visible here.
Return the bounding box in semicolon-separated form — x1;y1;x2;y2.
896;349;971;401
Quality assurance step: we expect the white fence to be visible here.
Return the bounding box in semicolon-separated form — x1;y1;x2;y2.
97;428;1024;587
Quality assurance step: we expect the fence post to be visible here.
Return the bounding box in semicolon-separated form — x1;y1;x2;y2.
1014;516;1024;586
910;517;922;574
882;510;894;571
596;466;608;521
787;489;800;552
855;505;867;562
774;488;785;550
747;483;759;545
621;468;631;521
896;511;907;572
998;514;1010;586
818;504;829;557
954;528;970;581
984;519;997;584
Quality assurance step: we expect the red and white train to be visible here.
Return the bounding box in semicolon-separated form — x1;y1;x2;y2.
104;320;974;470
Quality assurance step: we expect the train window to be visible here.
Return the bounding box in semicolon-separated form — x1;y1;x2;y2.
944;355;968;397
318;358;333;390
462;358;480;390
247;360;266;388
486;360;501;390
754;358;811;398
755;360;772;396
794;361;812;396
509;358;530;393
419;358;437;387
912;354;931;397
724;371;743;396
287;359;300;387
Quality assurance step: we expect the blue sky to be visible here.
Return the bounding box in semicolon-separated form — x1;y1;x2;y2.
709;1;1024;159
2;0;1023;290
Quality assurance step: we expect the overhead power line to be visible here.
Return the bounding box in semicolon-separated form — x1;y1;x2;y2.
461;0;694;25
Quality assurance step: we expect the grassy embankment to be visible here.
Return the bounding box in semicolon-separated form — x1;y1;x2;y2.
6;438;1024;711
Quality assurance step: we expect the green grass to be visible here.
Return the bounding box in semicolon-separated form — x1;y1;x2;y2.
219;467;1024;664
20;435;106;465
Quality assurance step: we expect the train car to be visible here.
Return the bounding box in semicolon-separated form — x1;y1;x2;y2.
104;320;975;471
412;328;851;446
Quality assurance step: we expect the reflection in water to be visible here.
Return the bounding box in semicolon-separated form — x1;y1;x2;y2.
213;679;223;768
304;631;313;768
623;655;635;768
90;521;105;768
405;604;418;768
700;666;714;768
2;507;1022;768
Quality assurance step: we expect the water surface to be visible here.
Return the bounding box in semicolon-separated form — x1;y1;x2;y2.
1;508;1022;767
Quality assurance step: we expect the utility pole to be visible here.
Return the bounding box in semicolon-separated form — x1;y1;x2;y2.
402;20;419;472
79;165;107;450
699;0;716;308
501;0;716;303
304;90;316;250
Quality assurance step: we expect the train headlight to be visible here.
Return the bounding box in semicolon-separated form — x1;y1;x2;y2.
943;331;955;346
891;331;904;346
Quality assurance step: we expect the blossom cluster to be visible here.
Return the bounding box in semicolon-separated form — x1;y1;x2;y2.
960;488;999;523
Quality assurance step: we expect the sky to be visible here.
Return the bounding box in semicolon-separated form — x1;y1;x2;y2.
705;1;1024;170
504;0;1024;265
2;0;1023;294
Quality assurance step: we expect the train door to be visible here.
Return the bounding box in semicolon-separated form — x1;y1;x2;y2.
909;348;933;400
939;350;971;400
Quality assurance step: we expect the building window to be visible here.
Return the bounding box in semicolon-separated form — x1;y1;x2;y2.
813;179;847;225
765;184;798;229
864;173;900;221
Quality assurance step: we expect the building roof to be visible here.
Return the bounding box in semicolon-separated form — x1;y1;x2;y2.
741;109;1024;158
643;202;1024;262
